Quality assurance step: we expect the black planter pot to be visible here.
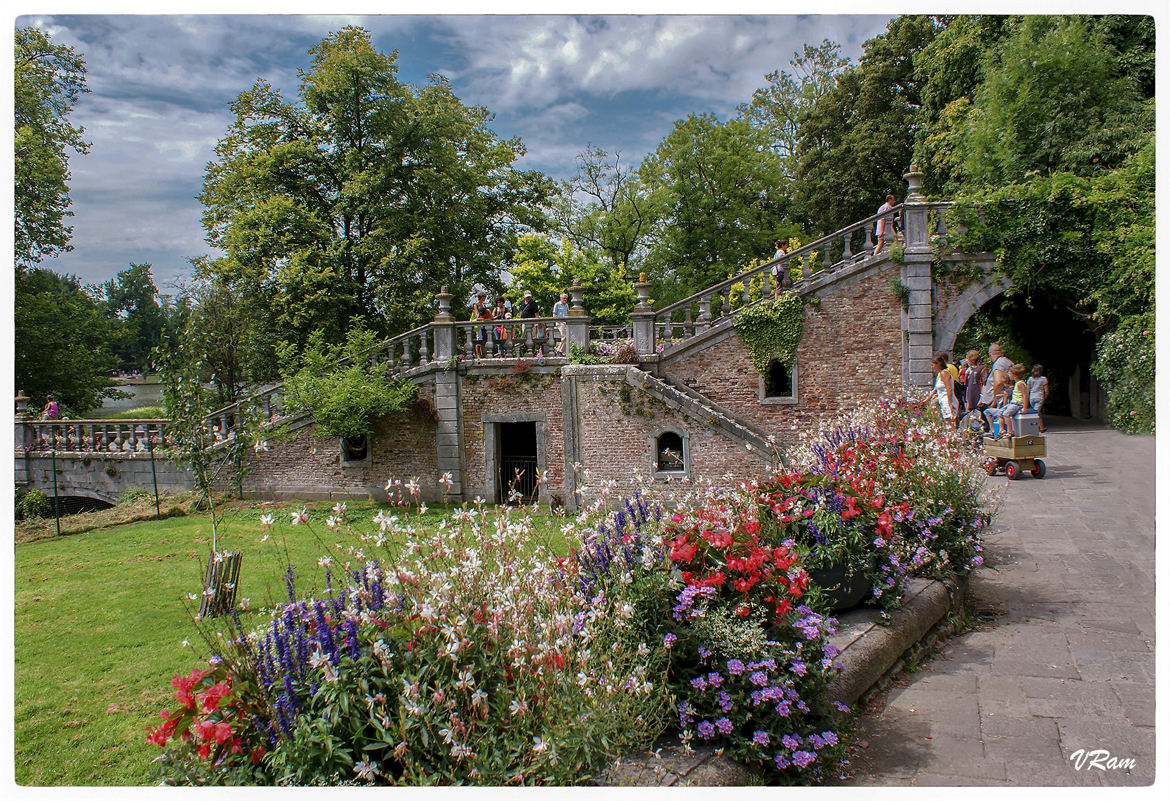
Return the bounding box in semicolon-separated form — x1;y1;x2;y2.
807;559;872;612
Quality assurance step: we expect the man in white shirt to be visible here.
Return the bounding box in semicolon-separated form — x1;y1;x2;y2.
553;292;569;355
873;193;896;256
978;342;1014;406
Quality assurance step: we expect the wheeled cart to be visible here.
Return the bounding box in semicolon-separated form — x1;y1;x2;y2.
982;433;1047;480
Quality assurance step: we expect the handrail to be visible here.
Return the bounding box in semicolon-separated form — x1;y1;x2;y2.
653;203;907;320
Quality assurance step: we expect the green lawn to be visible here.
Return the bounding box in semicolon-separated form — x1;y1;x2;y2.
14;500;570;785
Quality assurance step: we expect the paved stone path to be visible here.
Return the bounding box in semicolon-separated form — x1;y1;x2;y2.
839;420;1156;787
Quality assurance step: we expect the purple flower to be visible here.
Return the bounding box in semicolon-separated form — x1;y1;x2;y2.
715;717;733;734
749;671;768;686
790;659;807;677
727;659;745;676
698;646;712;659
821;731;838;746
773;753;790;770
697;720;716;740
774;700;791;717
707;672;723;687
809;733;825;749
782;734;802;750
664;633;677;649
833;701;851;713
792;750;816;768
718;691;733;712
690;676;708;691
752;731;770;746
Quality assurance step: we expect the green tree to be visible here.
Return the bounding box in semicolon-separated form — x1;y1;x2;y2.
552;145;658;272
638;114;787;299
791;15;939;232
15;269;119;413
199;26;553;349
508;235;637;327
739;40;851;177
102;262;166;370
958;16;1150;186
14;26;90;268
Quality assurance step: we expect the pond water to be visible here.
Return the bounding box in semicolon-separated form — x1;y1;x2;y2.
87;381;164;417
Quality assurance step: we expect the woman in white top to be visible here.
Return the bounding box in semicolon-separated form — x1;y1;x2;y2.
931;351;957;425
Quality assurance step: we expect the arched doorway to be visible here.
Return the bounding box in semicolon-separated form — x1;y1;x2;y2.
951;294;1102;419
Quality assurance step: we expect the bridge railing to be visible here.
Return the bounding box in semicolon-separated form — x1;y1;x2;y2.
453;317;563;358
21;419;168;454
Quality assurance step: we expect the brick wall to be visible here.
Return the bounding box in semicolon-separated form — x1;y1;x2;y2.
458;367;567;504
569;370;772;506
662;265;904;446
243;381;442;501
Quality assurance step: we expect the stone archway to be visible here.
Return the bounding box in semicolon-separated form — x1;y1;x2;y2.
933;271;1013;358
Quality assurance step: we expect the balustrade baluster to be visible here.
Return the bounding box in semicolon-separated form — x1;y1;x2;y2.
419;331;430;363
402;339;414;367
661;315;672;347
841;231;853;262
684;307;693;339
822;245;832;270
721;290;730;319
864;227;873;254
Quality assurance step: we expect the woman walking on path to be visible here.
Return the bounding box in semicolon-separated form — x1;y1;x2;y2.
931;352;958;426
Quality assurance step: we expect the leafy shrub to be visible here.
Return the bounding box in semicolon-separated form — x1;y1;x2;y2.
15;488;51;520
279;327;417;439
568;342;605;365
1092;314;1154;434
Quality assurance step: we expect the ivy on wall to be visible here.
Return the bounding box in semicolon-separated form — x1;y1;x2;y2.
733;293;804;376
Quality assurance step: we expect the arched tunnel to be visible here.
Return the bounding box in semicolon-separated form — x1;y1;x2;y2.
952;293;1103;420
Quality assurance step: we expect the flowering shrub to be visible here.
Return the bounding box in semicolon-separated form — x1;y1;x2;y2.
147;392;992;786
783;395;991;609
147;664;270;785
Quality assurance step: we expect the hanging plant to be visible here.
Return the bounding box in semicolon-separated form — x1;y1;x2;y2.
733;293;804;376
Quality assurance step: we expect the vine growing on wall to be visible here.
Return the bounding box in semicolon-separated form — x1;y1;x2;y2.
733;293;804;376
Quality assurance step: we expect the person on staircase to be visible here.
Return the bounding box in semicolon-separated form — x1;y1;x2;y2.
873;193;897;256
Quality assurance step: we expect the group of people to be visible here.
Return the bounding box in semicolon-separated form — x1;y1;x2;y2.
932;342;1049;438
470;289;570;358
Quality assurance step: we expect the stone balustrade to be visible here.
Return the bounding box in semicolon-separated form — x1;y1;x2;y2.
20;419;168;454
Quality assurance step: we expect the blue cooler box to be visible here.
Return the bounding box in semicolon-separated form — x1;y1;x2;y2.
1018;413;1041;437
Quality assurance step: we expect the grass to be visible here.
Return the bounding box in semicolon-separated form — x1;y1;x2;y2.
87;405;167;420
14;498;571;786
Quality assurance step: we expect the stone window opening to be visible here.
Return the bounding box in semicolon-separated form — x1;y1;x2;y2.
340;434;370;464
761;357;797;404
655;430;686;473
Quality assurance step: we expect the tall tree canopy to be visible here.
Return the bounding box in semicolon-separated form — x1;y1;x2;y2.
101;262;166;370
199;26;554;347
638;114;787;298
15;269;118;413
14;26;90;268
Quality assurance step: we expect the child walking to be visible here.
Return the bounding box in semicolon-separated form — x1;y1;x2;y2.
1027;364;1049;433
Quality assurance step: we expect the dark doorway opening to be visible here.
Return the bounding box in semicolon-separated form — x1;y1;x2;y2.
953;294;1100;419
764;357;793;398
498;422;538;504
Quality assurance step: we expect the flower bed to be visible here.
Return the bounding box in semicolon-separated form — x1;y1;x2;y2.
147;393;991;785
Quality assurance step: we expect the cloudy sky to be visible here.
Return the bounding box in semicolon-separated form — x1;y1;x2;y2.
17;6;895;291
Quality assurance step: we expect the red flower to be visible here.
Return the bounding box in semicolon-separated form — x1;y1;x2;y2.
774;597;793;617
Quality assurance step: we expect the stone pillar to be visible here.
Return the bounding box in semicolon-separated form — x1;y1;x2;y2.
902;164;935;387
432;286;456;362
566;278;590;352
630;273;656;356
14;391;31;486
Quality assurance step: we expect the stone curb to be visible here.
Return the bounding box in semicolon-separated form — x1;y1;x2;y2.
599;575;968;785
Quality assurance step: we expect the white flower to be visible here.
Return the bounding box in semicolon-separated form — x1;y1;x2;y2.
509;698;528;717
532;736;549;754
353;758;378;782
291;508;308;525
253;440;269;454
238;597;250;611
405;478;420;497
331;501;347;516
260;513;274;527
186;593;198;601
326;515;340;530
318;555;333;568
470;688;488;707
